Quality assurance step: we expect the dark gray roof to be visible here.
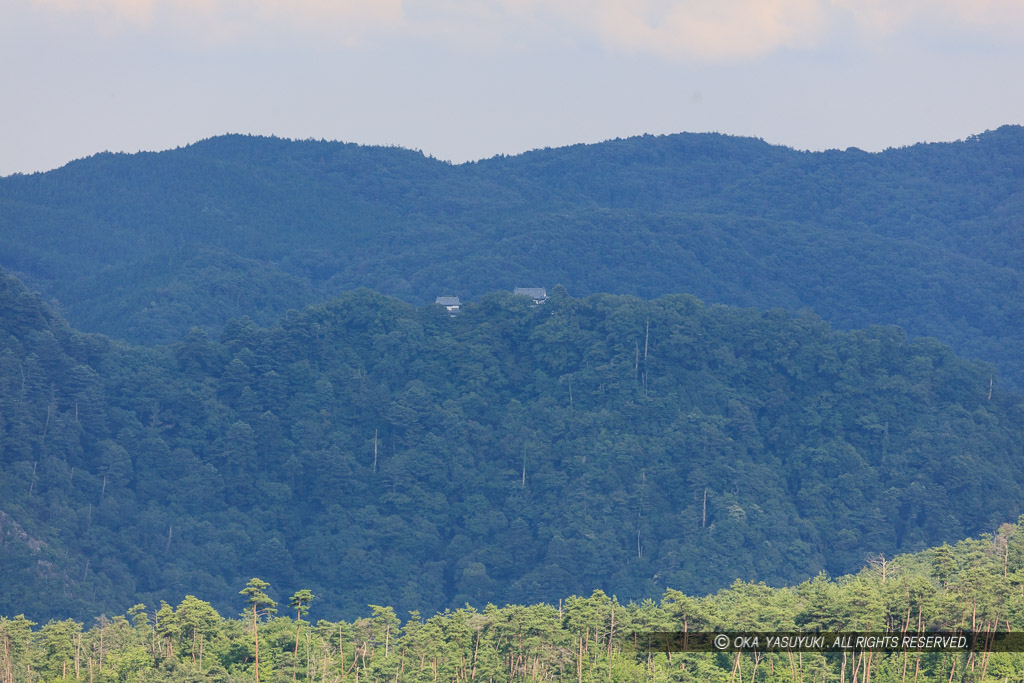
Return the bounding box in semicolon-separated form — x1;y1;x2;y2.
509;288;544;299
513;287;547;299
435;296;461;306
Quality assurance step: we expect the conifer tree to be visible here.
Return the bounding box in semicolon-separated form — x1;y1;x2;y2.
289;589;314;680
241;578;277;682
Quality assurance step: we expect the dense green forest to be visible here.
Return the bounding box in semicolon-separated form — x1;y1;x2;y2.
3;267;1023;625
1;127;1023;387
4;521;1024;682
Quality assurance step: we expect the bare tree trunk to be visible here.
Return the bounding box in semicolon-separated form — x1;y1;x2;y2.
5;634;13;683
294;620;301;681
702;488;707;528
254;609;261;683
471;631;480;680
608;607;615;680
577;636;583;683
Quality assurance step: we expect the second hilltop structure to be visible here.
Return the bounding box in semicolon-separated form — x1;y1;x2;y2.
513;287;547;305
435;296;461;314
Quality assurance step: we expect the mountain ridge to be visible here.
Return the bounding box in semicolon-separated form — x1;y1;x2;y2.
1;124;1023;384
2;267;1023;622
10;125;1021;180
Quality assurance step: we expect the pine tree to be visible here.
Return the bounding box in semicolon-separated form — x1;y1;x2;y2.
240;578;277;683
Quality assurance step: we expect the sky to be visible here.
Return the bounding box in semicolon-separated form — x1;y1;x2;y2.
1;0;1022;176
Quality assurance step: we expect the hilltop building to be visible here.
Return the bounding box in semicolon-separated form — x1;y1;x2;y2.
435;295;461;314
513;287;547;305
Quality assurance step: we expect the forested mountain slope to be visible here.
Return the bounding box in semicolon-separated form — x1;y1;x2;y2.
5;521;1024;682
2;269;1022;624
1;127;1022;386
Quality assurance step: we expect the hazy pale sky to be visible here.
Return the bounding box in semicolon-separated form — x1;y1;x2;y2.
2;0;1022;176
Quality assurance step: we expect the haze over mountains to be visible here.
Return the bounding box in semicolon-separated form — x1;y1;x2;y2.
2;127;1024;628
1;126;1022;386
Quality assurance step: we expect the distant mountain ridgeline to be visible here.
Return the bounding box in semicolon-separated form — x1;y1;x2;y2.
0;128;1023;386
2;269;1022;623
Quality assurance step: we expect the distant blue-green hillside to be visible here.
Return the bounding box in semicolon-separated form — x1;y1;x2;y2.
2;270;1023;622
1;127;1022;386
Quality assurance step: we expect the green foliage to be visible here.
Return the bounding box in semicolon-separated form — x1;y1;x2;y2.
2;528;1024;681
241;579;277;620
2;271;1024;630
289;591;314;622
2;129;1024;390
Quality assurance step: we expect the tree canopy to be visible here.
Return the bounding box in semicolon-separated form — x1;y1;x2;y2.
4;521;1024;681
1;128;1023;388
2;269;1022;625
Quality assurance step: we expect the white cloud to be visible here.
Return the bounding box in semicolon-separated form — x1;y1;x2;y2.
24;0;1024;57
32;0;156;27
29;0;404;44
247;0;403;35
832;0;1024;35
494;0;1024;59
496;0;830;60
